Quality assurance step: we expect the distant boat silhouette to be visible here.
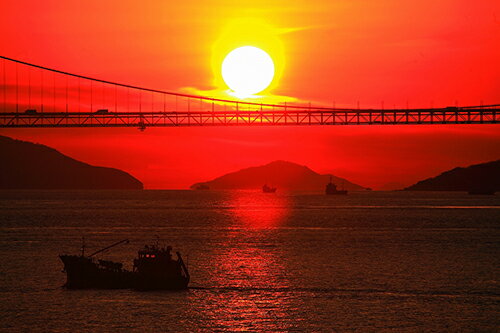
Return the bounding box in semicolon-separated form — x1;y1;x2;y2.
468;186;496;195
325;176;347;195
262;184;277;193
193;184;210;190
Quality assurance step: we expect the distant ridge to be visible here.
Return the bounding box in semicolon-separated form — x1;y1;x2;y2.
404;159;500;192
0;135;143;190
191;160;366;191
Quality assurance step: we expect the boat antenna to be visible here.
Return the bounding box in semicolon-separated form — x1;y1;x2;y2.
81;236;85;257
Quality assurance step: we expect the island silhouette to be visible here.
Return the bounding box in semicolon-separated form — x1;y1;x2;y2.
0;135;143;190
404;159;499;193
3;134;497;193
191;160;366;191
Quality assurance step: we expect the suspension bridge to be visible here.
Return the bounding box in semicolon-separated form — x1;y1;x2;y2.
0;56;498;129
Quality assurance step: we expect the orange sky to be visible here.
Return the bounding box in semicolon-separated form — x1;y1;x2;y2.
1;1;499;189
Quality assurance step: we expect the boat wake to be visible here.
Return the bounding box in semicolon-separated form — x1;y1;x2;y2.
188;285;500;299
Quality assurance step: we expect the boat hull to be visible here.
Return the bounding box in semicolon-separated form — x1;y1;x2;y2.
60;255;190;290
60;255;133;289
326;190;348;195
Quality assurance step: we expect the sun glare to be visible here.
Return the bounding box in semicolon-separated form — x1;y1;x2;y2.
222;46;275;97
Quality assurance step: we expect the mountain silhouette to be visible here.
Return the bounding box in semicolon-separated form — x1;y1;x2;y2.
191;160;365;191
404;159;500;191
0;135;143;190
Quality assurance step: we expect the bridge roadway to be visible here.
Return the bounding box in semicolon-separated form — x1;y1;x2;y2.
0;106;498;129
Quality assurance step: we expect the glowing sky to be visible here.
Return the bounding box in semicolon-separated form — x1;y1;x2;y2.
0;0;499;189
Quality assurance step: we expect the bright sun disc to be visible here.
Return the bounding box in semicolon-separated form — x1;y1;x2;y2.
222;46;275;97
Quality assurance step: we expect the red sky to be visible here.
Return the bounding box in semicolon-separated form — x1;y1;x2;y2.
1;1;499;189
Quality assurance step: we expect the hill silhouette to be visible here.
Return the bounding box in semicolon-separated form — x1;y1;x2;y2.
191;160;365;191
404;159;500;191
0;135;143;190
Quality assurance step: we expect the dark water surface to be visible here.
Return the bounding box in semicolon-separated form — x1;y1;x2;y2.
0;190;499;332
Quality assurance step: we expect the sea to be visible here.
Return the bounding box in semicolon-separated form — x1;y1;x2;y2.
0;190;498;332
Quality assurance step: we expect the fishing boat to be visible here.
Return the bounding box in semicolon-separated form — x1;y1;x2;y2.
262;184;277;193
59;239;189;290
325;176;348;195
193;184;210;190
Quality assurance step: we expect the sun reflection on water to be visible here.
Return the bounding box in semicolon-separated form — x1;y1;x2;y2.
196;191;300;330
226;190;291;229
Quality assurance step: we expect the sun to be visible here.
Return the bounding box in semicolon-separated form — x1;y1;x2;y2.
221;46;275;97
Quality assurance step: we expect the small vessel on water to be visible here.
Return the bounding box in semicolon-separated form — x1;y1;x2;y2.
325;177;348;195
59;239;189;290
193;184;210;190
262;184;277;193
468;188;496;195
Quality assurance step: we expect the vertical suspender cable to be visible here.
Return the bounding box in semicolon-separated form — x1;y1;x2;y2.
41;69;43;112
28;68;31;109
66;76;68;112
53;73;56;112
78;78;80;113
114;85;117;112
16;63;18;113
3;59;6;112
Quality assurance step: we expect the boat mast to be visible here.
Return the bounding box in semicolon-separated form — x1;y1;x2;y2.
87;239;130;258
